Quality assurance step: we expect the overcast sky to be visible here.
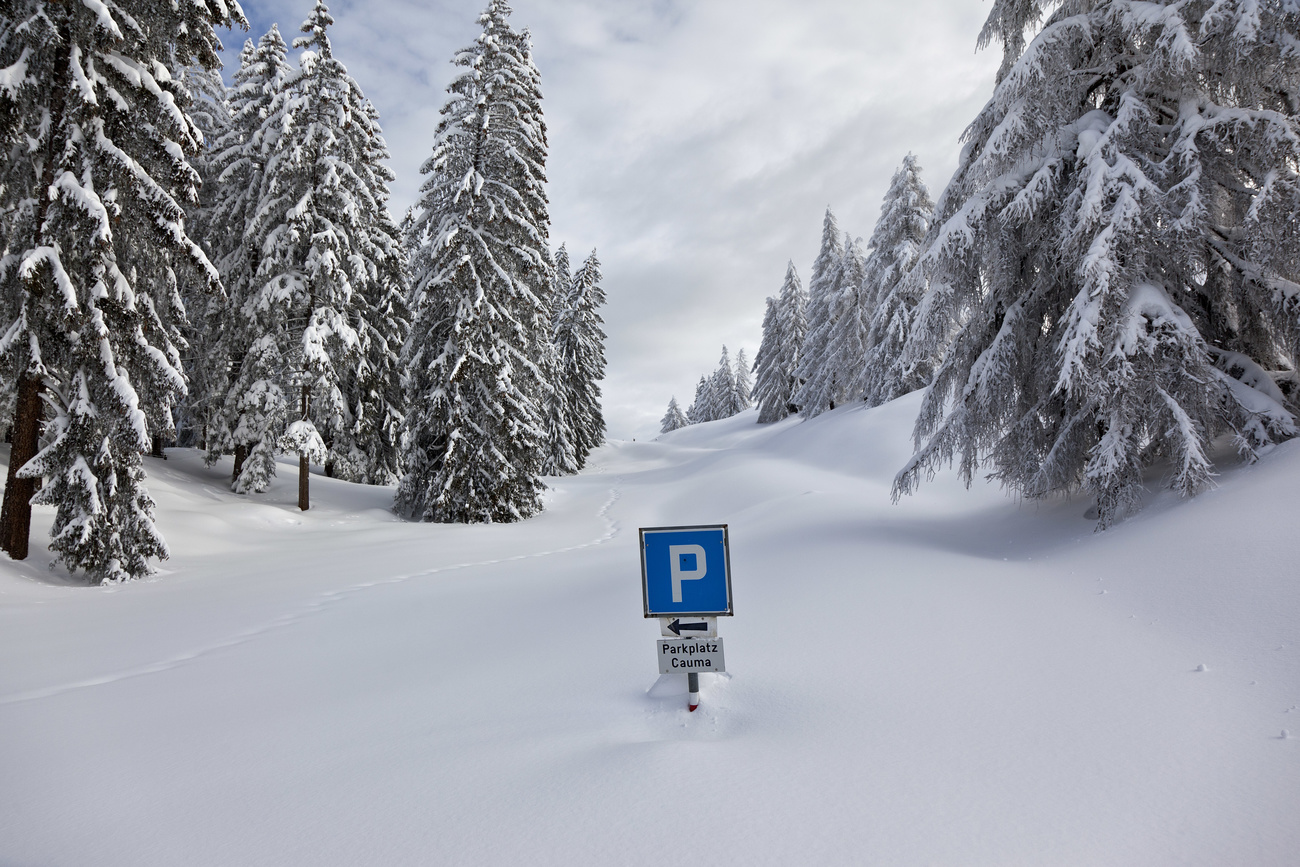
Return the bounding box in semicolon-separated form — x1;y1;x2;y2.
221;0;1001;440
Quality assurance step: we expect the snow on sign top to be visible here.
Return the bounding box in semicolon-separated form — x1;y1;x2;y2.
640;525;733;618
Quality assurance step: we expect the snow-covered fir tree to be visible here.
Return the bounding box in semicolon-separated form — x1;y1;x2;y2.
709;346;742;419
396;0;552;523
0;0;243;578
540;244;578;475
207;27;293;484
686;375;710;423
753;261;808;423
553;249;607;469
229;3;404;506
332;100;409;486
862;153;933;407
733;348;752;410
660;397;690;433
820;237;871;406
895;0;1300;527
178;65;235;451
793;209;846;418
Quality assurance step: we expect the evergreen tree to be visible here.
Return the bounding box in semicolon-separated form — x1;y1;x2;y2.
821;237;871;406
686;376;710;424
332;101;410;486
397;0;551;523
753;262;808;422
733;348;753;410
232;3;402;507
207;27;293;483
540;243;578;475
0;0;243;578
752;296;781;417
660;397;690;433
895;0;1300;527
554;250;607;467
178;65;235;451
794;210;846;417
709;345;744;419
862;153;934;407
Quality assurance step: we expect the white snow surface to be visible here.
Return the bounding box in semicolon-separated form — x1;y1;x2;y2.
2;393;1297;866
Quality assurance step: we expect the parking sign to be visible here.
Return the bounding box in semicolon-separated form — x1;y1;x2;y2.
639;524;733;618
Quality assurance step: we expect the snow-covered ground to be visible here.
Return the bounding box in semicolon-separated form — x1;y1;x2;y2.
2;393;1297;866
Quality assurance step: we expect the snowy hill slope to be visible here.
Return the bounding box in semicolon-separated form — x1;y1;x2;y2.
1;393;1297;866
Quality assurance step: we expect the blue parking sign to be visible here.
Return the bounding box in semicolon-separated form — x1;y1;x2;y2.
640;525;733;617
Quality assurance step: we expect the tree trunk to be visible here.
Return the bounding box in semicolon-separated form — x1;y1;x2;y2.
0;372;44;560
298;383;309;511
232;443;247;484
298;452;309;511
150;434;165;459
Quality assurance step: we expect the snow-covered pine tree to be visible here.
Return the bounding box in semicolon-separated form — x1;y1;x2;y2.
894;0;1300;528
178;65;235;451
660;396;690;433
862;153;933;407
234;2;402;507
332;100;409;486
733;348;753;410
207;27;293;483
686;375;710;423
0;0;244;577
820;237;871;406
554;250;607;468
710;345;744;419
753;262;808;422
752;296;781;418
540;243;578;475
396;0;551;523
793;210;846;417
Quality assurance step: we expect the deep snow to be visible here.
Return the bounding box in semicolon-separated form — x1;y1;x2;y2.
1;393;1297;866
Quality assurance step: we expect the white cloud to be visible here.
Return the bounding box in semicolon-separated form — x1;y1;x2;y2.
222;0;1000;439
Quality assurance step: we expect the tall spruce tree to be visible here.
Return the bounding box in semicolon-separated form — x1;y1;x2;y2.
895;0;1300;527
708;345;745;419
821;237;871;406
554;250;607;468
178;64;235;451
794;210;847;418
232;3;402;507
332;100;409;486
753;262;808;422
208;26;292;485
541;243;578;475
0;0;244;578
686;375;710;423
862;153;933;407
733;348;752;410
396;0;551;523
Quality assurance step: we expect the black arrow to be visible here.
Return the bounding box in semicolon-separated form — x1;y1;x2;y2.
668;618;709;636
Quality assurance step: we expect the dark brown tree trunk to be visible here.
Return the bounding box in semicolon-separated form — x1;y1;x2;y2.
2;13;70;560
150;434;165;459
232;443;247;484
298;384;309;511
1;372;44;560
298;453;309;511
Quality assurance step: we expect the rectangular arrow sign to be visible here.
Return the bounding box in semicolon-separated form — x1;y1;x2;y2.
660;617;717;637
656;637;726;674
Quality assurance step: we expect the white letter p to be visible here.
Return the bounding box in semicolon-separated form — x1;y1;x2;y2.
669;544;707;603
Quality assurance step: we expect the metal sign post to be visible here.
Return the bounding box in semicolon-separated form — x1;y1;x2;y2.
640;525;733;711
